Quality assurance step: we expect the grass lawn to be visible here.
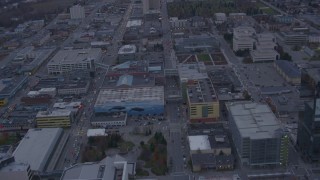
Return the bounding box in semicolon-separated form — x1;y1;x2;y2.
139;132;168;176
256;1;279;15
197;54;211;62
119;141;135;152
136;168;149;176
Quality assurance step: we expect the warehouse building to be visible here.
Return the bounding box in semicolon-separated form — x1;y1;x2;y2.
186;78;220;123
226;101;289;167
47;48;102;74
35;110;73;128
13;128;63;172
94;86;164;116
274;60;301;85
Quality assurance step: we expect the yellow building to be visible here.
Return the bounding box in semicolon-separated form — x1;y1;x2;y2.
187;79;219;123
36;110;72;128
274;60;301;85
0;98;7;107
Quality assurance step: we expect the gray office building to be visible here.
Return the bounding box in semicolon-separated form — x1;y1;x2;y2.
297;98;320;162
226;101;289;167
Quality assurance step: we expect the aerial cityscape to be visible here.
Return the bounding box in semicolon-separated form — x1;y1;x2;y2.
0;0;319;179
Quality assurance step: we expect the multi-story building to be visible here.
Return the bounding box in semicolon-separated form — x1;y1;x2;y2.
142;0;160;14
233;26;256;51
186;78;219;123
251;33;279;63
12;128;63;172
35;110;73;128
94;86;164;116
61;155;135;180
47;48;102;74
282;32;307;45
70;5;85;19
297;86;320;162
274;60;301;85
0;157;34;180
226;101;289;167
118;45;137;63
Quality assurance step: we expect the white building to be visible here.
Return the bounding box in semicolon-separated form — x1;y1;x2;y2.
70;5;85;19
142;0;160;14
309;35;320;44
86;129;108;137
61;155;135;180
215;13;227;24
169;17;189;29
118;45;137;63
53;101;82;113
233;26;256;51
38;88;56;97
47;48;102;74
12;128;63;172
251;33;279;62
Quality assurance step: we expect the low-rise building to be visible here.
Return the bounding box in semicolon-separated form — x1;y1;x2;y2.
169;17;189;29
186;78;219;123
274;60;301;85
178;62;208;83
215;13;227;24
0;76;28;102
35;110;73;128
47;48;102;74
86;129;108;137
118;44;137;63
175;35;219;54
94;86;164;116
188;125;234;172
282;32;307;45
92;112;128;127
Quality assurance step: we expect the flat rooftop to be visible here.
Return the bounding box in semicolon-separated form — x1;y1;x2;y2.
226;102;282;139
36;110;72;118
118;44;136;54
187;78;218;103
61;155;133;180
126;19;142;28
178;62;208;82
93;112;127;122
188;135;211;151
87;129;108;137
95;86;164;105
53;101;82;109
13;128;63;171
48;48;101;65
275;60;301;79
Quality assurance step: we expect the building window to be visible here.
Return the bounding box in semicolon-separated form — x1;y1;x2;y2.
202;106;208;117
